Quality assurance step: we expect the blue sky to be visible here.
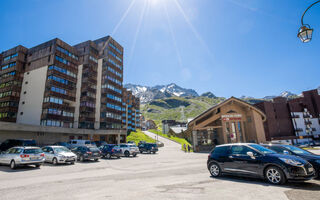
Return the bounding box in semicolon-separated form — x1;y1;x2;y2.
0;0;319;98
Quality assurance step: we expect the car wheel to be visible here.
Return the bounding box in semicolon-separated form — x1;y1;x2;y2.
79;155;84;162
265;166;286;185
94;158;99;162
70;161;75;165
106;153;111;159
133;153;137;157
10;160;16;170
35;164;41;168
52;158;58;165
140;151;143;154
152;152;156;154
209;162;221;177
124;151;130;157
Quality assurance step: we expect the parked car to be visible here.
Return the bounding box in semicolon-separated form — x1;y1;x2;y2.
207;143;315;185
94;141;108;148
0;146;45;169
53;142;72;149
71;146;101;162
0;139;36;152
69;140;96;148
127;141;135;144
138;143;158;154
101;144;121;159
262;144;320;178
42;146;77;165
119;143;139;157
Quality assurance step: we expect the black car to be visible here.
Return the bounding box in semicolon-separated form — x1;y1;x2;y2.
262;144;320;178
94;141;108;148
0;139;36;152
101;144;121;159
138;143;158;154
71;146;101;162
207;143;315;185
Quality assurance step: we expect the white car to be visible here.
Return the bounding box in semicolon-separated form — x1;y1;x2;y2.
0;146;45;169
119;143;139;157
42;146;77;165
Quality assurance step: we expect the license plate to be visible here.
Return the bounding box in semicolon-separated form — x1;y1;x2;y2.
30;156;37;160
308;167;314;173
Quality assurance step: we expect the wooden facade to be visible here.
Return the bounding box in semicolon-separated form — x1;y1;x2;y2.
188;97;267;152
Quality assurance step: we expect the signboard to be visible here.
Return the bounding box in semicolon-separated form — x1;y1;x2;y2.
222;114;242;121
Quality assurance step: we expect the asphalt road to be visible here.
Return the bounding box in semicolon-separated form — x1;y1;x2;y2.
0;131;319;200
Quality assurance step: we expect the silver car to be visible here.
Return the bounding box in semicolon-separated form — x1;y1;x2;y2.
42;146;77;165
0;146;45;169
119;143;139;157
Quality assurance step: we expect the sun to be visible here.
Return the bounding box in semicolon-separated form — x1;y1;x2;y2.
147;0;161;6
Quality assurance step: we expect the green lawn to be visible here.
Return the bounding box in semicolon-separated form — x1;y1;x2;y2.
127;129;156;146
149;129;192;152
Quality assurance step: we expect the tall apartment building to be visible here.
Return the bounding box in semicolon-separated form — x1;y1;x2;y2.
255;89;320;144
122;89;141;133
0;46;28;122
0;36;136;145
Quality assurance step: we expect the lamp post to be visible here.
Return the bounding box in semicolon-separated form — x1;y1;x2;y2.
298;0;320;43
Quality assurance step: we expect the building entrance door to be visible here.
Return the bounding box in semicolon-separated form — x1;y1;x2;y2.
225;121;244;143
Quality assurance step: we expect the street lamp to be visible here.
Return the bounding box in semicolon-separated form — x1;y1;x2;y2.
298;0;320;43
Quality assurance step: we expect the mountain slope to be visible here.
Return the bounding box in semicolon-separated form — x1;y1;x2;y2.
124;83;199;103
141;96;225;121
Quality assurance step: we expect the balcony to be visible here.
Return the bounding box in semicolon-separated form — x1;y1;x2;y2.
303;114;311;118
295;128;303;132
305;121;312;125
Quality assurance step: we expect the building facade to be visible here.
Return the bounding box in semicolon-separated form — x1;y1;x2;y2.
0;36;139;145
188;97;267;152
122;89;141;133
255;89;320;144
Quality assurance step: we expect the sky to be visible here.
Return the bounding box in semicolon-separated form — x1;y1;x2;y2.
0;0;319;98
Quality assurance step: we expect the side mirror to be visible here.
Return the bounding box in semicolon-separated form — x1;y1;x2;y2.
283;150;289;155
247;151;255;159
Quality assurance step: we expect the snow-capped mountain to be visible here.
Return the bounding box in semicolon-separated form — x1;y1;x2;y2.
124;83;199;103
153;83;199;97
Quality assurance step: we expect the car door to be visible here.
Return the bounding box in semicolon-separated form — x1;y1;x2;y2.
3;148;16;164
225;145;261;176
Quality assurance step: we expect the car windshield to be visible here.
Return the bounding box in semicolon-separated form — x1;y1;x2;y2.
249;144;276;154
128;144;136;147
23;148;43;154
89;147;99;152
283;145;312;155
53;147;70;153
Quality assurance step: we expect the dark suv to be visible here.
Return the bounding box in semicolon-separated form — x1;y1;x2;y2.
262;144;320;178
138;143;158;154
207;143;315;185
0;139;36;152
71;146;101;162
101;144;121;159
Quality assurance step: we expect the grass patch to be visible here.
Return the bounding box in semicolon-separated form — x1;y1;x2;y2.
127;129;156;146
149;129;192;152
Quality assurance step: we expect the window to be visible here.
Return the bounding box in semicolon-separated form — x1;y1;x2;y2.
51;86;67;95
48;65;76;78
56;46;79;60
1;62;16;70
231;145;254;155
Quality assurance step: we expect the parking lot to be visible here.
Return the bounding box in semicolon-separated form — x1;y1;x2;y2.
0;131;319;200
